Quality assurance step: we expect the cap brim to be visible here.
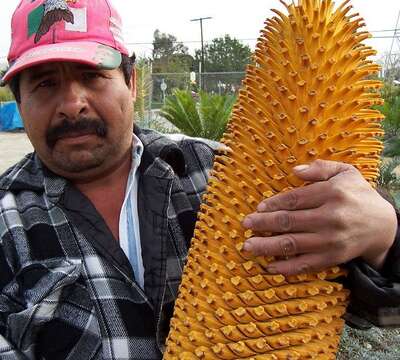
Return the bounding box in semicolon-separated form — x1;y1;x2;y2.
1;41;122;84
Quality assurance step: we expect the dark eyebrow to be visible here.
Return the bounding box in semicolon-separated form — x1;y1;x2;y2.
75;64;102;71
27;69;57;82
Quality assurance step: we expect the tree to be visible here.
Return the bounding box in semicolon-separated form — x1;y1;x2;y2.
194;34;252;73
152;30;193;73
152;29;188;60
151;30;194;103
193;35;252;93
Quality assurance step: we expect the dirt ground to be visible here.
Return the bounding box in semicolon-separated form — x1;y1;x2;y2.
0;131;33;174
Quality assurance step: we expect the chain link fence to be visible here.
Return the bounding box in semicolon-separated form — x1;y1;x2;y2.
151;71;245;108
134;70;245;132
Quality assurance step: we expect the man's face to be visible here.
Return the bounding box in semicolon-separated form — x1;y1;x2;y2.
18;61;136;181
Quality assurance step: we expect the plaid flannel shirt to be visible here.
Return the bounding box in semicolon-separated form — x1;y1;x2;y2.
0;127;400;359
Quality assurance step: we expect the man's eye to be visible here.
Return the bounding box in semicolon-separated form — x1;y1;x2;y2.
83;72;102;80
37;79;55;88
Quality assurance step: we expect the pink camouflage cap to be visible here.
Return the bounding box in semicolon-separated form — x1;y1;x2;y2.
1;0;129;84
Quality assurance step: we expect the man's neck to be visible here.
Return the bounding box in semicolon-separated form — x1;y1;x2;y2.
73;151;132;241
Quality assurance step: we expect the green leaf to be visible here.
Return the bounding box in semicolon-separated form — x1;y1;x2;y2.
160;90;235;140
160;90;202;137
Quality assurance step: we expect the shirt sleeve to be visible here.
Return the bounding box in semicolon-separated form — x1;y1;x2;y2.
0;243;29;359
345;212;400;328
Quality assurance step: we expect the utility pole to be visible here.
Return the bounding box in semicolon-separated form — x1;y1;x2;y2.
191;16;212;91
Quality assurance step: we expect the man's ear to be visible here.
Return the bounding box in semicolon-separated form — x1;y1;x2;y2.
130;67;137;102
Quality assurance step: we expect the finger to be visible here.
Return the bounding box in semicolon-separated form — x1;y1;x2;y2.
243;208;321;233
244;233;323;257
257;181;329;212
293;159;356;182
265;253;338;276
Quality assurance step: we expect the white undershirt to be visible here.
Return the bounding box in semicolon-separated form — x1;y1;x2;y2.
118;134;145;288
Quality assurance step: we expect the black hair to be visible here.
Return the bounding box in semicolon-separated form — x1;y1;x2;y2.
7;52;136;103
120;52;136;87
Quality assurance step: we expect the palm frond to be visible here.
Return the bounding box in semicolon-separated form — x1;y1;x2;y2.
160;90;202;137
199;92;236;141
161;90;235;140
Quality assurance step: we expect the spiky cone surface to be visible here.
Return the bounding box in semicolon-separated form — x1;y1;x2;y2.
164;0;384;358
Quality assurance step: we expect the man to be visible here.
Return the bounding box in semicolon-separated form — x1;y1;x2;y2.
0;0;398;359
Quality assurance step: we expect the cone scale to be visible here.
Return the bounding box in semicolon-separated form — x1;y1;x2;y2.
164;0;384;358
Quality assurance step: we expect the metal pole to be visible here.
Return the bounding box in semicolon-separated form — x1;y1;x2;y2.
191;17;212;91
199;62;202;92
200;19;205;77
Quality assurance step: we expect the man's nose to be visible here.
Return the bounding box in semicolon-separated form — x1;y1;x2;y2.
56;80;89;120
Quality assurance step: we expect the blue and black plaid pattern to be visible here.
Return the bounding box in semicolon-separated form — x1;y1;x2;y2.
0;128;215;359
0;128;399;359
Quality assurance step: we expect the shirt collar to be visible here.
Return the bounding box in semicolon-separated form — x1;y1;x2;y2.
131;133;144;169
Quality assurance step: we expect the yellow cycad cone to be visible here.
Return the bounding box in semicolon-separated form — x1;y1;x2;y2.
164;0;384;358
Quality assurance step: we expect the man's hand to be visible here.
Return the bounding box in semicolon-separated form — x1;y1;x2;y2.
242;159;398;275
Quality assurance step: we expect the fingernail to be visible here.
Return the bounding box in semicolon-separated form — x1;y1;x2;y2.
293;164;310;172
266;266;278;274
298;263;311;274
242;217;253;228
243;241;253;252
257;202;267;212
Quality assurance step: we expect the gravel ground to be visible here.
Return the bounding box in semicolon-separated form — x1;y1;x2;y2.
338;325;400;359
0;131;33;174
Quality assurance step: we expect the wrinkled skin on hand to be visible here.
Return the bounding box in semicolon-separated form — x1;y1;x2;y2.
242;159;398;276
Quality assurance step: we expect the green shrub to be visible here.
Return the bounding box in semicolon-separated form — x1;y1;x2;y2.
378;157;400;190
160;90;235;141
135;59;153;125
374;83;400;157
0;87;14;102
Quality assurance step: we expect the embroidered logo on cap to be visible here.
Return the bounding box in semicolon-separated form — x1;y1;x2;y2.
28;0;75;43
65;7;87;32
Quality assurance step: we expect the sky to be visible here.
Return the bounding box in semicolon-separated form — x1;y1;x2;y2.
0;0;399;65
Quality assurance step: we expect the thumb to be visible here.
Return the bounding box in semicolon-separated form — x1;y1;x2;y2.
293;159;354;182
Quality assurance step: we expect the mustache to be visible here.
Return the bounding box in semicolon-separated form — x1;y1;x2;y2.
46;118;107;148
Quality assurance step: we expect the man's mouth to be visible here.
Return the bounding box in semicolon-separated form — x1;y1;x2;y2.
57;130;98;140
53;131;101;147
46;118;108;148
